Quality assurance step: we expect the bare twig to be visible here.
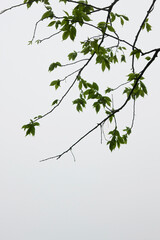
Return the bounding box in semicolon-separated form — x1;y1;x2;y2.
61;59;89;67
31;19;42;42
60;68;81;82
0;3;26;15
37;31;62;43
131;98;136;129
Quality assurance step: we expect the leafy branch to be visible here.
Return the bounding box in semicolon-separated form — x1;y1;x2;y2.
1;0;159;161
40;49;160;161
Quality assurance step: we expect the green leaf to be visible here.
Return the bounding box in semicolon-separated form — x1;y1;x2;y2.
105;59;110;70
68;51;77;61
145;56;151;61
52;99;59;106
108;138;116;151
62;31;70;40
130;49;141;59
97;22;106;33
76;103;82;112
93;102;100;113
127;73;139;81
140;81;148;95
105;87;113;94
110;12;116;22
121;54;126;62
123;127;131;135
55;20;61;29
48;62;61;72
102;60;106;72
107;25;115;32
146;23;152;32
41;10;54;20
59;0;67;3
82;12;91;21
120;17;124;26
121;15;129;21
50;80;61;89
48;21;56;27
92;82;99;91
22;121;40;136
70;26;76;41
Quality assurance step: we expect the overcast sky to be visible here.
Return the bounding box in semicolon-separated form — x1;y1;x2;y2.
0;0;160;240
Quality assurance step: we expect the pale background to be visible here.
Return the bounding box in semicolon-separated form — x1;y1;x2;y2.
0;0;160;239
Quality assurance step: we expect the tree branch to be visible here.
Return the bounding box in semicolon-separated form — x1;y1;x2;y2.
40;49;160;162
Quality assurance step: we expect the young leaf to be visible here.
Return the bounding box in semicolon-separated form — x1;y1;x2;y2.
70;26;76;41
48;21;56;27
62;31;69;40
41;10;54;20
50;80;61;89
107;25;115;32
146;23;152;32
52;99;59;106
121;54;126;62
145;56;151;61
49;62;61;72
68;51;77;61
110;12;116;22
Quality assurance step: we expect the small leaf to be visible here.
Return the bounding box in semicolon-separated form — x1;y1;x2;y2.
48;21;56;27
68;51;77;61
49;62;61;72
107;25;115;32
121;54;126;62
50;80;61;89
105;88;113;94
41;10;54;20
52;99;59;106
62;31;69;40
82;13;91;21
92;82;99;91
145;56;151;61
121;15;129;21
120;17;124;26
110;12;116;22
146;23;152;32
93;102;100;113
70;26;76;41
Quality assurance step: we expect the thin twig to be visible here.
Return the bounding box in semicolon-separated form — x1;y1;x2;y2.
61;59;89;67
31;19;42;42
37;31;62;43
70;148;76;162
0;3;26;15
131;98;136;129
60;68;81;82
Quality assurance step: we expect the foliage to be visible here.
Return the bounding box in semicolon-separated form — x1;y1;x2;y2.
1;0;160;161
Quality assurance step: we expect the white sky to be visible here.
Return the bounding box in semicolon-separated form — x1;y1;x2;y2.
0;0;160;239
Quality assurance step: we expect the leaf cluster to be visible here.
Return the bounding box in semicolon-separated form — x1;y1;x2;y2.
123;73;147;99
142;18;152;32
107;127;131;151
73;76;111;113
22;120;40;136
